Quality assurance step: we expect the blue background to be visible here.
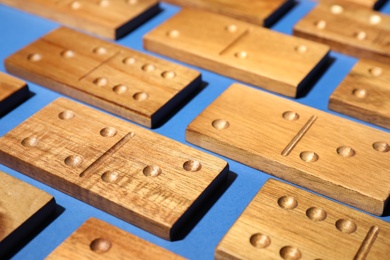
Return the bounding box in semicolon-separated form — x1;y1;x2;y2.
0;0;389;258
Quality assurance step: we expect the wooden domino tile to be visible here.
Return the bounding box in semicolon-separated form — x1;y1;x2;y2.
293;0;390;63
47;218;184;259
5;27;201;128
162;0;294;27
329;59;390;130
0;98;228;240
0;0;159;39
143;9;330;98
318;0;388;9
186;83;390;216
0;72;29;116
215;179;390;260
0;171;56;258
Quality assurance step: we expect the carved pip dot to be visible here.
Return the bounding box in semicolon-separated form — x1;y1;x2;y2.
355;31;367;40
235;51;248;59
27;53;42;62
70;1;81;9
330;5;343;14
335;219;357;234
21;136;39;147
295;45;307;53
183;160;202;172
101;171;119;183
161;71;176;79
280;246;302;260
123;57;136;65
133;92;148;101
315;20;326;29
337;146;355;158
93;47;107;55
143;165;162;177
127;0;138;4
306;207;327;221
283;111;299;121
212;119;230;130
352;89;367;98
167;30;180;38
369;67;382;77
369;14;381;25
90;238;112;253
226;24;238;33
59;110;75;120
278;196;298;210
61;50;75;58
300;151;318;162
100;127;117;137
99;0;110;7
93;77;108;87
113;85;127;94
142;64;155;72
64;155;83;167
250;233;271;249
372;142;390;152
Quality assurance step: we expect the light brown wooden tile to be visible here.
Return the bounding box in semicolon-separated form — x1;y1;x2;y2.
293;0;390;63
216;179;390;260
0;98;228;240
5;27;201;128
329;59;390;130
186;83;390;216
143;9;330;98
0;171;56;258
319;0;388;9
0;0;159;39
0;72;29;116
47;218;185;259
162;0;294;27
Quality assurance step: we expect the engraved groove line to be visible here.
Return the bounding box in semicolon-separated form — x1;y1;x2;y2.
354;226;380;260
219;29;251;55
78;51;122;81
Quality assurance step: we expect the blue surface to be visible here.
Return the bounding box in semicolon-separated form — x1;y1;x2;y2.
0;1;389;259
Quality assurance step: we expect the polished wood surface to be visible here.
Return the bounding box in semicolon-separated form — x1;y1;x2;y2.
0;71;29;116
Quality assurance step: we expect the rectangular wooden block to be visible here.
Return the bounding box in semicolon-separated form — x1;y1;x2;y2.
47;218;184;259
216;179;390;260
0;98;228;240
143;9;330;98
186;83;390;216
162;0;294;27
0;71;29;116
293;0;390;63
0;0;159;39
329;59;390;130
5;27;201;128
0;171;56;258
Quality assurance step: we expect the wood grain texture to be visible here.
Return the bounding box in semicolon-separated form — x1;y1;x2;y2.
0;71;29;116
0;98;228;240
293;0;390;63
318;0;388;9
5;27;201;128
0;0;159;39
162;0;294;27
143;9;330;98
186;83;390;216
329;59;390;130
0;171;56;258
216;179;390;260
47;218;185;259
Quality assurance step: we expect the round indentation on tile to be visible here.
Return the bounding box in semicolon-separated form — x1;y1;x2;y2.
300;151;319;162
295;45;307;53
93;47;107;55
113;84;128;94
161;71;176;79
249;233;271;249
352;89;367;98
306;207;327;221
101;171;119;183
93;77;108;87
280;246;302;260
369;14;381;25
122;57;136;65
64;155;83;167
21;136;39;147
354;31;367;40
212;119;230;130
143;165;162;177
330;4;343;14
283;111;299;121
142;64;155;72
58;110;75;120
372;142;390;152
315;20;326;29
61;50;75;58
27;53;42;62
70;1;81;9
99;0;110;7
183;160;202;172
226;24;238;33
369;67;382;77
133;92;148;101
235;51;248;58
335;219;357;234
90;238;112;253
167;30;180;38
127;0;138;4
100;127;117;137
336;146;355;158
278;196;298;210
